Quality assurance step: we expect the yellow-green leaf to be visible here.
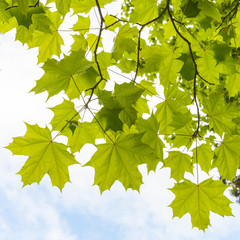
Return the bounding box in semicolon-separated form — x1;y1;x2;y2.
170;179;233;231
6;124;78;190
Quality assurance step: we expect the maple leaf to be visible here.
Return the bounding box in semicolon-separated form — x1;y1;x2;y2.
68;122;102;153
129;0;158;24
213;135;240;180
170;179;233;231
28;12;64;63
31;50;93;98
202;93;240;136
192;144;213;173
85;133;157;193
47;0;72;16
6;124;78;191
164;151;193;182
135;114;164;161
49;99;80;135
4;0;240;229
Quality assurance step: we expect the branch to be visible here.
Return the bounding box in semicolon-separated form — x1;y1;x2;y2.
167;2;205;138
133;3;169;82
216;0;240;31
83;0;114;144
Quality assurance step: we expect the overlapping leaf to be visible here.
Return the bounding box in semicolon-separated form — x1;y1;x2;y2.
213;135;240;180
3;0;240;231
31;50;93;98
85;133;157;193
164;151;193;182
136;115;164;160
202;93;240;136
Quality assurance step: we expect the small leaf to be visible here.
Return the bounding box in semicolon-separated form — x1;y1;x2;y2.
192;144;213;173
49;99;80;135
164;151;193;182
213;135;240;180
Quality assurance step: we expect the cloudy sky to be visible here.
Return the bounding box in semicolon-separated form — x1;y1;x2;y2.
1;2;240;240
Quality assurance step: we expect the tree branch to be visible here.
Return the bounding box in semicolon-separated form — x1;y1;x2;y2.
133;3;169;82
167;2;205;138
216;0;240;31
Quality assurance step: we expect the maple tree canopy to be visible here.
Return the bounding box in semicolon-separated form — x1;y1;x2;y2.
2;0;240;231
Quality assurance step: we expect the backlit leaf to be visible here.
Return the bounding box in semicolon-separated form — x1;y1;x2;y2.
170;179;233;230
6;124;78;190
85;133;157;192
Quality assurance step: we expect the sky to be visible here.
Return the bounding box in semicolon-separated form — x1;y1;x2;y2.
1;2;240;240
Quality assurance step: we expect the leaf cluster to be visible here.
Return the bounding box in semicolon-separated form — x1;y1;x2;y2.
2;0;240;230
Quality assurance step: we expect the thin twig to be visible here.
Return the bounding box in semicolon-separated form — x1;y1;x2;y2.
133;4;169;82
167;2;205;137
216;0;240;31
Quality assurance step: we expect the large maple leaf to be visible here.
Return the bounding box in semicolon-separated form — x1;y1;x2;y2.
6;124;78;191
85;133;157;193
170;179;233;231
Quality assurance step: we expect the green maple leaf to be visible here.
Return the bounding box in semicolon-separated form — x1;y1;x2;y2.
142;45;169;73
213;134;240;180
68;122;102;153
96;108;123;131
114;82;144;107
170;179;233;231
96;90;123;131
49;99;80;135
112;24;138;60
192;144;213;173
142;44;183;86
96;83;144;131
16;0;29;15
47;0;72;16
96;51;114;79
198;0;221;21
32;13;52;33
159;47;184;86
72;15;90;34
15;25;33;44
195;48;219;85
202;93;240;136
31;50;92;98
181;0;200;18
135;114;164;162
65;67;98;99
7;4;45;28
6;124;78;190
226;72;240;97
119;106;138;128
129;0;158;24
71;34;88;51
0;1;11;22
164;151;193;182
156;86;191;134
71;0;112;14
28;12;64;63
85;133;157;193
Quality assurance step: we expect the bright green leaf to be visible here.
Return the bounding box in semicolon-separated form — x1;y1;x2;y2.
85;133;157;192
6;124;78;190
165;151;193;182
170;179;232;230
